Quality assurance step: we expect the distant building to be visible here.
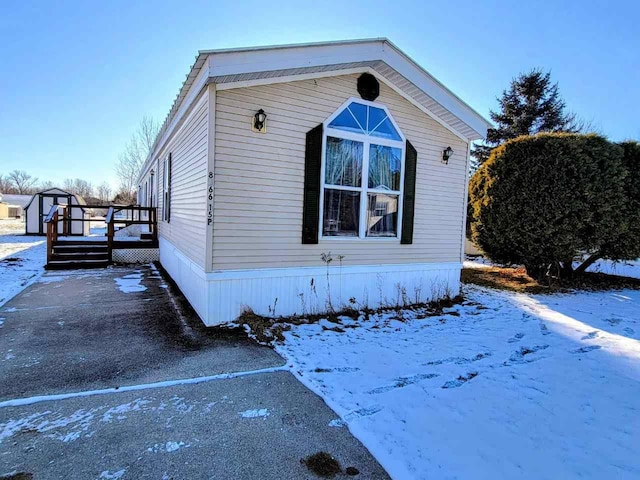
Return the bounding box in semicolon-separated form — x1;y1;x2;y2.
0;193;31;220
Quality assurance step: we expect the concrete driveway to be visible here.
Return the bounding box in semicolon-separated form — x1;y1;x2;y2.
0;266;388;479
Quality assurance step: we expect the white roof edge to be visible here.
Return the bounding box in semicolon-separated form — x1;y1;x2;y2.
380;39;492;132
200;37;491;134
197;37;389;55
139;38;491;181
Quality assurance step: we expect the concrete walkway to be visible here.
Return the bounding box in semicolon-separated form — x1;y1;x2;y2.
0;266;388;479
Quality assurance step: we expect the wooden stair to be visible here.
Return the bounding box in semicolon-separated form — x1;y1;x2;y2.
46;241;110;270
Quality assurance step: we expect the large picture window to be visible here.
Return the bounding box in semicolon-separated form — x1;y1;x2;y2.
321;99;405;239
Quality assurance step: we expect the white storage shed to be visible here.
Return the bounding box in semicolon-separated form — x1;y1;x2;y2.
25;188;90;236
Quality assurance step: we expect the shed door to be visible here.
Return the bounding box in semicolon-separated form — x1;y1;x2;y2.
39;194;70;235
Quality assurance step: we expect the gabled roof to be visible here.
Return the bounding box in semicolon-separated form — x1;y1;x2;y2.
24;188;86;210
141;38;491;178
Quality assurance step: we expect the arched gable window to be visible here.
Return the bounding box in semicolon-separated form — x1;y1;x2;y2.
320;98;405;239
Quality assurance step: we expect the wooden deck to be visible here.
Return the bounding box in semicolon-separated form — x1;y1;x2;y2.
44;205;157;269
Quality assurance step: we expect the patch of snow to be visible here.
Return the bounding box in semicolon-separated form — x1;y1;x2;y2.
101;398;152;423
275;285;640;479
239;408;269;418
0;365;288;408
114;271;147;293
0;231;46;307
99;469;126;479
147;441;189;453
581;259;640;279
328;418;345;427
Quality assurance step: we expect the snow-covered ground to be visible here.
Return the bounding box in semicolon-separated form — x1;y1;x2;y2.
276;285;640;479
585;259;640;279
465;254;640;280
0;219;46;307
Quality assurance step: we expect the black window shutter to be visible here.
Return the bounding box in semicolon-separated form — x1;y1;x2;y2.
302;124;323;244
167;153;172;223
401;140;417;244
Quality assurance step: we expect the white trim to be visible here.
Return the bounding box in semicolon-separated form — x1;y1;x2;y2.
198;37;389;55
319;98;405;241
205;84;216;272
460;141;472;262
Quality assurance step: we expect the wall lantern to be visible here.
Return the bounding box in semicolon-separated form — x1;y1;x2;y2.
150;169;155;176
442;146;453;164
253;109;267;133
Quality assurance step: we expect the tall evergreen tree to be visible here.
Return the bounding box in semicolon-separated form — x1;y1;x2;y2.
473;69;583;165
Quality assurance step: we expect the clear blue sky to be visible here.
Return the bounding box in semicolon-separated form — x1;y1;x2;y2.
1;0;638;191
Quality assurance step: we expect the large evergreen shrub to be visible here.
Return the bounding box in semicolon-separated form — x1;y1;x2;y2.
588;141;640;269
469;133;627;280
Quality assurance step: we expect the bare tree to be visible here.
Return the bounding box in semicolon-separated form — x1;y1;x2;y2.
138;116;160;153
39;180;56;190
115;117;160;197
8;170;38;194
0;174;15;193
96;182;112;203
62;178;94;199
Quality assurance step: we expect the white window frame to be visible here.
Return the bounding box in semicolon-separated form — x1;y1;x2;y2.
319;97;406;241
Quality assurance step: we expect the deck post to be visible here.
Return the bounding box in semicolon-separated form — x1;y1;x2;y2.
107;222;114;264
62;207;68;236
106;206;114;265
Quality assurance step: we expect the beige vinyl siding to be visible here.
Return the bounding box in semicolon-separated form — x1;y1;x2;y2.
157;91;209;268
212;74;468;270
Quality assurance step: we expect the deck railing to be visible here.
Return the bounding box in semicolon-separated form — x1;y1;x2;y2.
44;204;157;266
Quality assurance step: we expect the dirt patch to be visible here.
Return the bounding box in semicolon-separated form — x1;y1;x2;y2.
462;267;640;294
0;473;33;480
0;257;22;265
302;452;342;477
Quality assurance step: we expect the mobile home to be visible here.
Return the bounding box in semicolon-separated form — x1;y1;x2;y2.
137;38;490;326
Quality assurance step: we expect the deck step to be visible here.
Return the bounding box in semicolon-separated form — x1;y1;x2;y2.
51;252;110;262
53;240;109;246
45;260;110;270
53;245;108;254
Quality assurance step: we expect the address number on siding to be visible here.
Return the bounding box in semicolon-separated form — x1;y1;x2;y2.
207;171;214;226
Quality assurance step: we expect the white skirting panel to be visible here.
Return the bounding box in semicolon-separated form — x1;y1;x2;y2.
158;237;208;322
206;261;462;326
159;238;461;326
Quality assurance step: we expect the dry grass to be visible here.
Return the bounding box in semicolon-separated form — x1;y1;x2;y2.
462;267;548;293
462;266;640;294
238;295;464;346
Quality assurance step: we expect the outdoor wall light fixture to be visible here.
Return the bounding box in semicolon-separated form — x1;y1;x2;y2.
253;109;267;133
442;146;453;164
